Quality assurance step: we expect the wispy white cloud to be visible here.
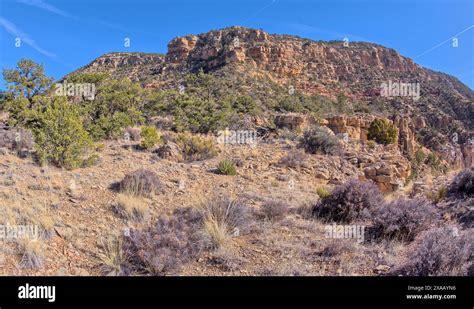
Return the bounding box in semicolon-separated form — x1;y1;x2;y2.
16;0;151;37
414;24;474;59
242;0;279;24
16;0;73;18
0;17;56;58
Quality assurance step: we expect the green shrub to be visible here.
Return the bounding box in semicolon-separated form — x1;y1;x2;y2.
176;133;218;162
170;95;232;134
414;149;426;165
86;110;143;140
33;97;94;169
95;143;106;152
367;118;398;145
2;59;52;104
77;78;145;140
230;95;259;115
335;93;351;114
353;101;372;113
216;159;237;176
367;140;376;149
83;153;101;167
146;72;235;134
299;126;342;155
426;186;447;204
276;95;304;113
3;97;37;127
410;149;427;181
2;59;54;128
140;126;161;150
316;187;331;199
427;152;447;173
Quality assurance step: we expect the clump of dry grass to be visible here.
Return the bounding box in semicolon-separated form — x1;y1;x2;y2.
1;174;15;186
18;239;44;269
112;193;148;222
0;198;54;239
318;239;355;258
426;186;447;204
117;169;162;197
0;196;54;271
37;214;55;238
97;235;126;275
203;217;230;249
316;186;331;199
201;197;253;249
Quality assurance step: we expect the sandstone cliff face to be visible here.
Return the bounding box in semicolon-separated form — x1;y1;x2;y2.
161;27;430;99
326;114;375;141
391;115;417;159
274;114;317;132
167;36;198;64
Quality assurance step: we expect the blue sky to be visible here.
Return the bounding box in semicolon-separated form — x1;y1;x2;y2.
0;0;473;89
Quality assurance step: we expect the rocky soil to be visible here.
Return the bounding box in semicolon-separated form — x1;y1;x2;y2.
0;123;465;276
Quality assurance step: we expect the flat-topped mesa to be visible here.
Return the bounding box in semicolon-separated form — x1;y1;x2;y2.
164;26;420;78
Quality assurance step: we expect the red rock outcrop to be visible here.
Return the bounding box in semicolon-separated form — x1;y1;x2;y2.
326;115;375;141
